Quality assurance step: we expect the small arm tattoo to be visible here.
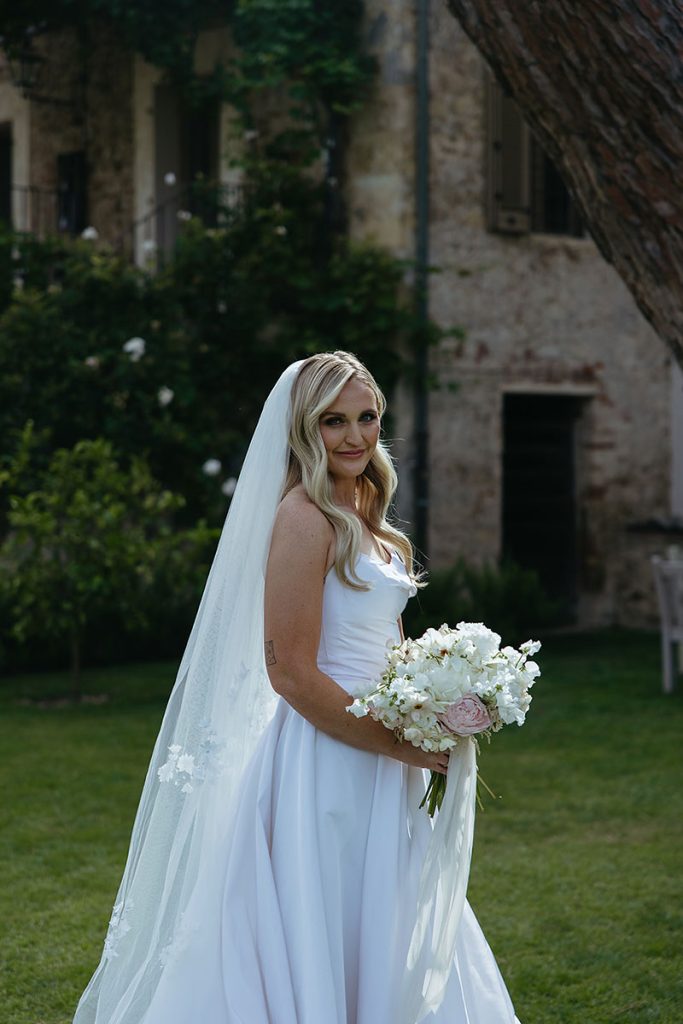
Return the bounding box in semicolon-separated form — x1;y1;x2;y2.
264;640;277;666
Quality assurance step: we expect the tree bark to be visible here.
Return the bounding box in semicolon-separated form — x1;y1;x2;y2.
70;631;82;702
446;0;683;365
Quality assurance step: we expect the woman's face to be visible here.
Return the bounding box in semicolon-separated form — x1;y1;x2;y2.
319;376;381;482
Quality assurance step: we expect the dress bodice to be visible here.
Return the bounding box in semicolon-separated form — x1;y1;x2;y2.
316;549;417;695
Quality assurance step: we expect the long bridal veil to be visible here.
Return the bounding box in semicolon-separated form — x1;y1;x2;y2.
74;353;475;1024
73;360;304;1024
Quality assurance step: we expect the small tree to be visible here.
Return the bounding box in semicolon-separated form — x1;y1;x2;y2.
0;432;187;698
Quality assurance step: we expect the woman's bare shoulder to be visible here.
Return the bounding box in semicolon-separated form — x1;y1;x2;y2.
272;487;334;553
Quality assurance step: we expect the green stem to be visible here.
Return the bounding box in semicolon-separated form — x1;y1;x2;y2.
419;770;447;817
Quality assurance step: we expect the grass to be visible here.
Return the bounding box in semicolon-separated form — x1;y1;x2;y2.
469;630;683;1024
1;630;681;1024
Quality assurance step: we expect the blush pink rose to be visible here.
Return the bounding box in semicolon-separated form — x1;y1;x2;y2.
440;694;492;736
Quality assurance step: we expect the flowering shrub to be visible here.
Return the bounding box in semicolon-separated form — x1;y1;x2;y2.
0;197;415;674
0;428;218;692
0;198;412;532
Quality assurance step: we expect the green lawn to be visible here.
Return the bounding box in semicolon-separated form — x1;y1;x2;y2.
1;630;681;1024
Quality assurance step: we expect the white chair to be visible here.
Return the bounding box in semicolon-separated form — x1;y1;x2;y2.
651;556;683;693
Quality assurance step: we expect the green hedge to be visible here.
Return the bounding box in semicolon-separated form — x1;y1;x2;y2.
0;182;413;530
403;558;563;646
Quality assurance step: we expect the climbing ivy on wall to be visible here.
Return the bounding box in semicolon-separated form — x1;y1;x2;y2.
0;0;373;135
1;1;375;229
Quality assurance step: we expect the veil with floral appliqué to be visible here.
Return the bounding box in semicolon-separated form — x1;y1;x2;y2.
73;359;304;1024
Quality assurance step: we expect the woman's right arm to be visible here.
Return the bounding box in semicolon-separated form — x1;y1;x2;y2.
264;498;449;776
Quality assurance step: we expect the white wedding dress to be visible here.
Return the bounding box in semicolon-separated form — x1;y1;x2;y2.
140;548;520;1024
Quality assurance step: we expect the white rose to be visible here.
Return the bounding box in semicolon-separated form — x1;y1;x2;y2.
202;459;222;477
122;337;146;362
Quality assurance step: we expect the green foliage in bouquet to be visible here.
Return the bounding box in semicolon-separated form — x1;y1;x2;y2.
0;427;218;696
403;558;562;646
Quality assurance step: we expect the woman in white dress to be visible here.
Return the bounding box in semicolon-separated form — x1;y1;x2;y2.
74;351;520;1024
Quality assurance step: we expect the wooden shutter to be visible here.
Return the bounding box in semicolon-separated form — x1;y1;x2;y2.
485;75;531;234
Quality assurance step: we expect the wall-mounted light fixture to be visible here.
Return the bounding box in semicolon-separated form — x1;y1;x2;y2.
1;27;80;110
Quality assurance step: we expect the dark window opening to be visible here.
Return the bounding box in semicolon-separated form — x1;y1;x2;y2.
502;393;584;616
530;139;583;237
0;123;12;228
57;151;88;235
154;85;220;257
183;99;219;209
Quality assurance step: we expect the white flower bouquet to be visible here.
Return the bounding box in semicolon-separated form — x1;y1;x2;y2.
347;621;541;815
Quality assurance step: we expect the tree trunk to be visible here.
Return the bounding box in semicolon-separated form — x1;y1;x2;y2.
70;631;82;702
446;0;683;366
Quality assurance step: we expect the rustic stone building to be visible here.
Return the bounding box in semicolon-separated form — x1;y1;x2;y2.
346;1;683;629
0;1;680;627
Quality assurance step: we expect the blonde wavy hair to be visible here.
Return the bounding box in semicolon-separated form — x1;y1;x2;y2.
283;350;423;590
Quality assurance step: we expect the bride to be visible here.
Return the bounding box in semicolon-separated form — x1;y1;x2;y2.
73;351;520;1024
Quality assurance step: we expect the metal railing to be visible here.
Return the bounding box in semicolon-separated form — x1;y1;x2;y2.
7;184;85;239
3;181;246;268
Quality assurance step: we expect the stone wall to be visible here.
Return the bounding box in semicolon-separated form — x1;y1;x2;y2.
347;0;672;627
83;28;135;250
345;0;420;522
0;56;31;230
346;2;417;260
426;2;670;627
2;24;134;249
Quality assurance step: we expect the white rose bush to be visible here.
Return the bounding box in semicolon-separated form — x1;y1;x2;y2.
347;621;541;816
